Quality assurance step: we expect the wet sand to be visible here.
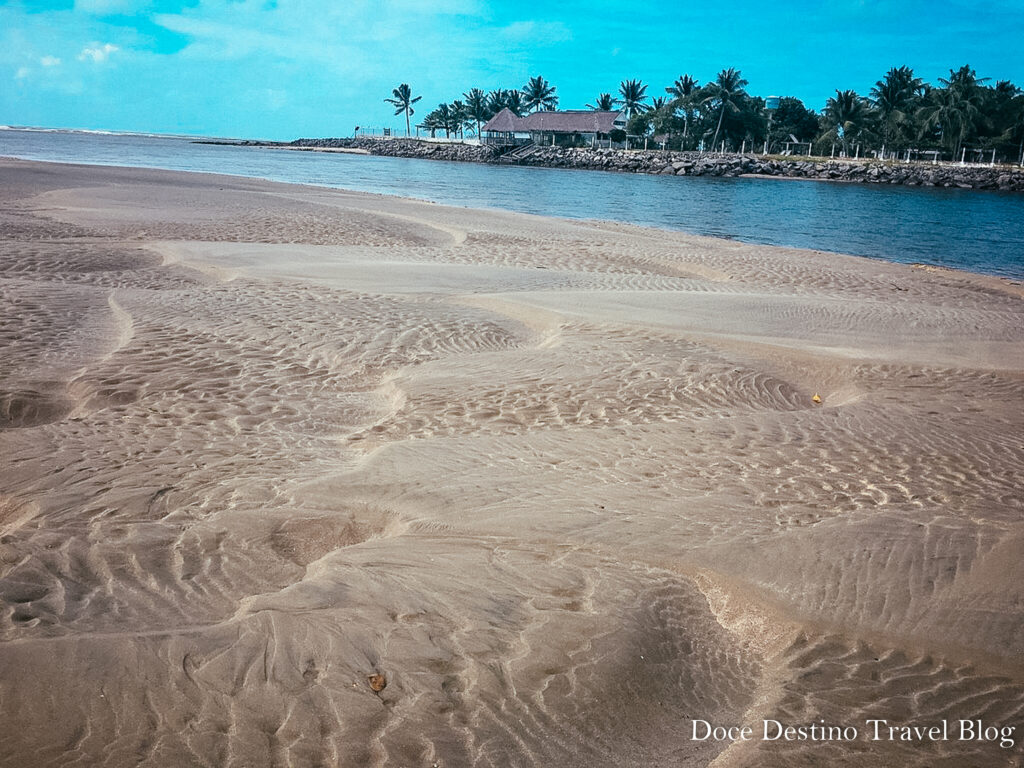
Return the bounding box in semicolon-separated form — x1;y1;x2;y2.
1;158;1022;767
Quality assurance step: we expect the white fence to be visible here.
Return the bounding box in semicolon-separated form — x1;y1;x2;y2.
353;126;481;144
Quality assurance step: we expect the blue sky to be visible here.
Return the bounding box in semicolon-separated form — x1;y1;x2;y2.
2;0;1023;140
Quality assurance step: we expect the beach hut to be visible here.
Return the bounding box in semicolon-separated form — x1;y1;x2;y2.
482;109;626;148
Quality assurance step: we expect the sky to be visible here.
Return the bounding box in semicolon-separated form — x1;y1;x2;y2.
2;0;1023;140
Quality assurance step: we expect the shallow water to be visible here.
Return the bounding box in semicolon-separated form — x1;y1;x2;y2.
2;127;1022;278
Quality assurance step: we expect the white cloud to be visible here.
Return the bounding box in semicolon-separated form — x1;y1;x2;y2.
501;21;572;44
15;67;30;79
78;43;119;62
40;56;62;67
74;0;151;14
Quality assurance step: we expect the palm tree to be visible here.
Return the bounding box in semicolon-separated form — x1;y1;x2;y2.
586;93;616;110
617;79;649;118
916;66;990;159
505;90;525;117
942;64;990;94
463;88;489;137
384;83;422;137
522;75;558;112
450;100;468;139
666;74;699;103
431;103;455;138
666;74;699;145
486;89;508;116
702;68;749;151
823;89;873;155
917;87;981;159
870;66;923;151
420;110;443;138
487;89;524;117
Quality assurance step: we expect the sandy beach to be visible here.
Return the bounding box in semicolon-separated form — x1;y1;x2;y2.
1;158;1022;767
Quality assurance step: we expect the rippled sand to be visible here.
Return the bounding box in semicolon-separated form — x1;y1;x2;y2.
1;158;1022;767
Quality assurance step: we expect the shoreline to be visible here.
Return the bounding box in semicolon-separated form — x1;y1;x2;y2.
6;156;1022;284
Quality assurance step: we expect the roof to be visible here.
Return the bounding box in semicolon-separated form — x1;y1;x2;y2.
481;108;522;133
482;108;624;134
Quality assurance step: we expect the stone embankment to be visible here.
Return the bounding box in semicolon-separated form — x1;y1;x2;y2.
290;137;497;163
279;137;1024;192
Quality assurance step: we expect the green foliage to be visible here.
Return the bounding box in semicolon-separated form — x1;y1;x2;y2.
769;97;819;148
665;74;700;148
617;80;650;118
384;83;422;137
486;89;524;117
821;89;876;154
463;88;489;136
414;62;1022;162
626;111;652;138
522;76;559;112
701;68;749;150
870;66;924;149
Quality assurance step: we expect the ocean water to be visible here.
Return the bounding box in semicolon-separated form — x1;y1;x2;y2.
2;127;1022;278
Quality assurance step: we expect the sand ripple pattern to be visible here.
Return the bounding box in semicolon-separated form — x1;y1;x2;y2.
1;160;1022;767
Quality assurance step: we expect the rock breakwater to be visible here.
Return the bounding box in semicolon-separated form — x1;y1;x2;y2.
274;137;1024;192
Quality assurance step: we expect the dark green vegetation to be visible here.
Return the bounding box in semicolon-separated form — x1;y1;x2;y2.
389;66;1024;163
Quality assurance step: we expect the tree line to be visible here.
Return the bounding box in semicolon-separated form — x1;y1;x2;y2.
384;66;1024;163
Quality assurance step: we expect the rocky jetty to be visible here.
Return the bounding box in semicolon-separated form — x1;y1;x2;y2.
290;137;498;163
279;137;1024;192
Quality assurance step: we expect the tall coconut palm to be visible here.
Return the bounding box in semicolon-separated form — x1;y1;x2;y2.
384;83;422;137
487;89;525;117
823;89;873;155
450;100;468;139
486;89;509;116
420;110;443;138
702;68;749;151
430;103;455;138
463;88;489;137
666;74;700;145
505;90;525;117
522;75;558;112
917;87;982;158
870;66;923;150
586;93;616;111
666;74;699;103
941;64;990;95
617;79;649;118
